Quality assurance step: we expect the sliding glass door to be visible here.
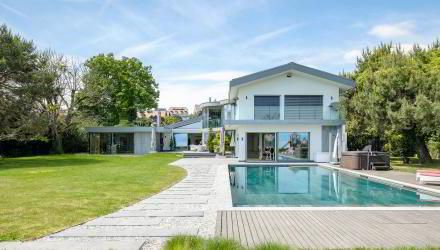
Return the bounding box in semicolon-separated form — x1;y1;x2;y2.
277;132;310;161
246;133;276;161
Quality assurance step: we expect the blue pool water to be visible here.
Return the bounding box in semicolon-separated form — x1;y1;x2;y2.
229;165;440;207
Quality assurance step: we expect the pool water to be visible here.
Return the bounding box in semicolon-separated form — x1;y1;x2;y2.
229;165;440;207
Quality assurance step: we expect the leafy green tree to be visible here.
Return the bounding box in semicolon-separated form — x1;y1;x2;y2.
0;24;44;140
343;42;440;163
161;115;182;126
77;54;159;125
207;128;215;153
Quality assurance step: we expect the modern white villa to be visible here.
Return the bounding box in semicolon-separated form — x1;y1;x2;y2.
86;62;355;163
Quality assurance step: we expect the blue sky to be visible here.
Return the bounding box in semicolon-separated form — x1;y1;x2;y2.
1;0;440;111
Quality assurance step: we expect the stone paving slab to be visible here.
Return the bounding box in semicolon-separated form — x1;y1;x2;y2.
0;239;146;250
106;210;204;218
85;217;161;226
142;198;208;204
52;227;198;237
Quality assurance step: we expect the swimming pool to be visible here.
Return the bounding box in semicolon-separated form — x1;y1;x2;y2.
229;165;440;207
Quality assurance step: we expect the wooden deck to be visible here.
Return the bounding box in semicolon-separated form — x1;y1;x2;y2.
216;210;440;248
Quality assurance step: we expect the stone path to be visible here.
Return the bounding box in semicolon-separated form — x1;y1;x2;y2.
0;158;233;250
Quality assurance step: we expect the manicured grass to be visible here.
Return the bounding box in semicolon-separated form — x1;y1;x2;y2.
164;235;439;250
0;153;185;241
391;157;440;173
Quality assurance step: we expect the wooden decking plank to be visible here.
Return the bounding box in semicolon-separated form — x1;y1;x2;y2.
231;210;242;244
226;211;233;240
275;210;306;248
257;210;284;244
238;211;255;247
221;211;228;238
248;209;269;244
243;210;260;246
252;210;273;243
235;211;249;247
281;211;316;248
295;211;334;248
265;210;291;245
215;212;222;236
362;211;421;247
302;210;345;248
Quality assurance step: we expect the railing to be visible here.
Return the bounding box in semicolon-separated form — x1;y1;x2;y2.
208;118;222;128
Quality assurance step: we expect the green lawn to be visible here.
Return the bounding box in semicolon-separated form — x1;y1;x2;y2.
0;153;185;241
391;157;440;173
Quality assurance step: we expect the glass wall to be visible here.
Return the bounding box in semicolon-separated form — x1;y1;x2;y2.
89;133;134;154
174;133;189;149
246;133;276;161
277;132;310;161
254;96;280;120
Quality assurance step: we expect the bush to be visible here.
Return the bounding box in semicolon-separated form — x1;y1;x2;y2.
0;139;51;157
164;235;291;250
207;129;215;153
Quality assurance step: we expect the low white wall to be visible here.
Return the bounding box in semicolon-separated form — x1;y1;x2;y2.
235;124;322;161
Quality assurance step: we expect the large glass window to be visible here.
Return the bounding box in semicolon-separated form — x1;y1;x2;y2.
174;133;189;148
284;95;323;120
277;132;310;161
246;133;276;161
254;96;280;120
113;133;134;154
89;133;133;154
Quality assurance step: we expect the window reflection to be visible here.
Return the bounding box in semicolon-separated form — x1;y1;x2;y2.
277;132;309;161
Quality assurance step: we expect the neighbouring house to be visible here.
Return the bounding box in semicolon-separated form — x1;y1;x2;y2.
86;62;355;162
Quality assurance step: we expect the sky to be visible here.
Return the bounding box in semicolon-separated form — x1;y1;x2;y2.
1;0;440;112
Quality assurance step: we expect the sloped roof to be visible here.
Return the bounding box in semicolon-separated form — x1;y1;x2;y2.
164;116;202;129
230;62;355;88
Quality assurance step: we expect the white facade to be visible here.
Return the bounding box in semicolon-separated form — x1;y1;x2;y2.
234;72;341;121
226;63;354;162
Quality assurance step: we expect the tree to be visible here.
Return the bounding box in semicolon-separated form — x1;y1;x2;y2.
0;24;44;140
207;128;215;153
343;42;440;163
77;54;159;125
161;115;182;126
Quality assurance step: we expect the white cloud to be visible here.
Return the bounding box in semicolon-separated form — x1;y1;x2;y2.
116;35;174;58
398;43;428;52
163;70;248;82
245;24;301;46
343;49;362;62
368;21;415;38
0;2;28;18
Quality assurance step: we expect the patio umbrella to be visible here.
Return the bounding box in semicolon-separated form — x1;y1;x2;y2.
229;134;235;147
332;131;340;162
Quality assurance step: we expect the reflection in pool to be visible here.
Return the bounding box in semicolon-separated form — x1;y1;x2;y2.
229;165;440;207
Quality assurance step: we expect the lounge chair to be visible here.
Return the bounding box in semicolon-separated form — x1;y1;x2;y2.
416;170;440;185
